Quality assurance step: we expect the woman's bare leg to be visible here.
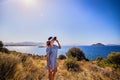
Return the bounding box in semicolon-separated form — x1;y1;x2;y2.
48;68;50;80
53;67;57;78
50;71;53;80
51;71;54;80
48;67;53;80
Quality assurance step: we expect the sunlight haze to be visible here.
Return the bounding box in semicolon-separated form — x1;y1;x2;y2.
0;0;120;45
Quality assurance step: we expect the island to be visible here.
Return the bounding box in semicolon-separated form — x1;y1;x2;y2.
92;43;105;46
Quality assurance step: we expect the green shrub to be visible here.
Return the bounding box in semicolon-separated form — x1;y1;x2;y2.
97;52;120;69
0;41;3;48
0;47;9;53
0;41;9;53
108;52;120;65
58;54;66;60
97;59;111;67
66;47;88;61
96;57;103;62
64;58;80;72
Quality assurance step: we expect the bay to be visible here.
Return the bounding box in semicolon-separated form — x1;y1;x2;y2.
5;46;120;60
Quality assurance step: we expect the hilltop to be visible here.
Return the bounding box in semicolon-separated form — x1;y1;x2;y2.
92;43;105;46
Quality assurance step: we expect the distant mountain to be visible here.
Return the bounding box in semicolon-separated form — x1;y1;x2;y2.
107;44;120;46
92;43;105;46
4;42;45;46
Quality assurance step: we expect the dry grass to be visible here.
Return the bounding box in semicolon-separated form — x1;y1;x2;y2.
52;60;120;80
0;52;46;80
0;52;120;80
41;60;120;80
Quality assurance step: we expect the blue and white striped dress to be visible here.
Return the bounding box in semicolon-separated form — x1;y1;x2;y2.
46;45;58;70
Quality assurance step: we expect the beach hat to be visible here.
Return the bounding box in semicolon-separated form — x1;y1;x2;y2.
48;36;53;41
48;36;57;41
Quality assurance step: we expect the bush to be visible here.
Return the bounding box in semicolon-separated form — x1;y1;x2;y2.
97;52;120;69
58;54;66;60
0;41;3;48
66;47;87;61
0;41;9;53
97;59;111;67
96;57;103;62
108;52;120;65
0;47;9;53
64;58;80;72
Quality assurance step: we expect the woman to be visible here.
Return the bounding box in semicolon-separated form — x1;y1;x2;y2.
46;41;52;80
46;37;61;80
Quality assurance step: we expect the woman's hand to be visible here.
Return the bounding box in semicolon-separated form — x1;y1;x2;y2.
56;40;61;49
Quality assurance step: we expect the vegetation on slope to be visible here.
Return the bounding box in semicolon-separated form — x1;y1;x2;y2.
0;51;46;80
97;52;120;69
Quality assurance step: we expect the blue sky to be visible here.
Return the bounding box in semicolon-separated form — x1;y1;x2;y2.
0;0;120;45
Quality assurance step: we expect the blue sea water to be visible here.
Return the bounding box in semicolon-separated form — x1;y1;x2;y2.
5;46;120;60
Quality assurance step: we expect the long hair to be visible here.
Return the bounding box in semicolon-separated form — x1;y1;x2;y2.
46;41;50;47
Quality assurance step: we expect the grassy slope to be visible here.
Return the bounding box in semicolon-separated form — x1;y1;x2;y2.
0;52;120;80
42;60;120;80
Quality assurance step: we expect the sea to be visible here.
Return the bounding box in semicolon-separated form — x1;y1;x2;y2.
5;46;120;60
